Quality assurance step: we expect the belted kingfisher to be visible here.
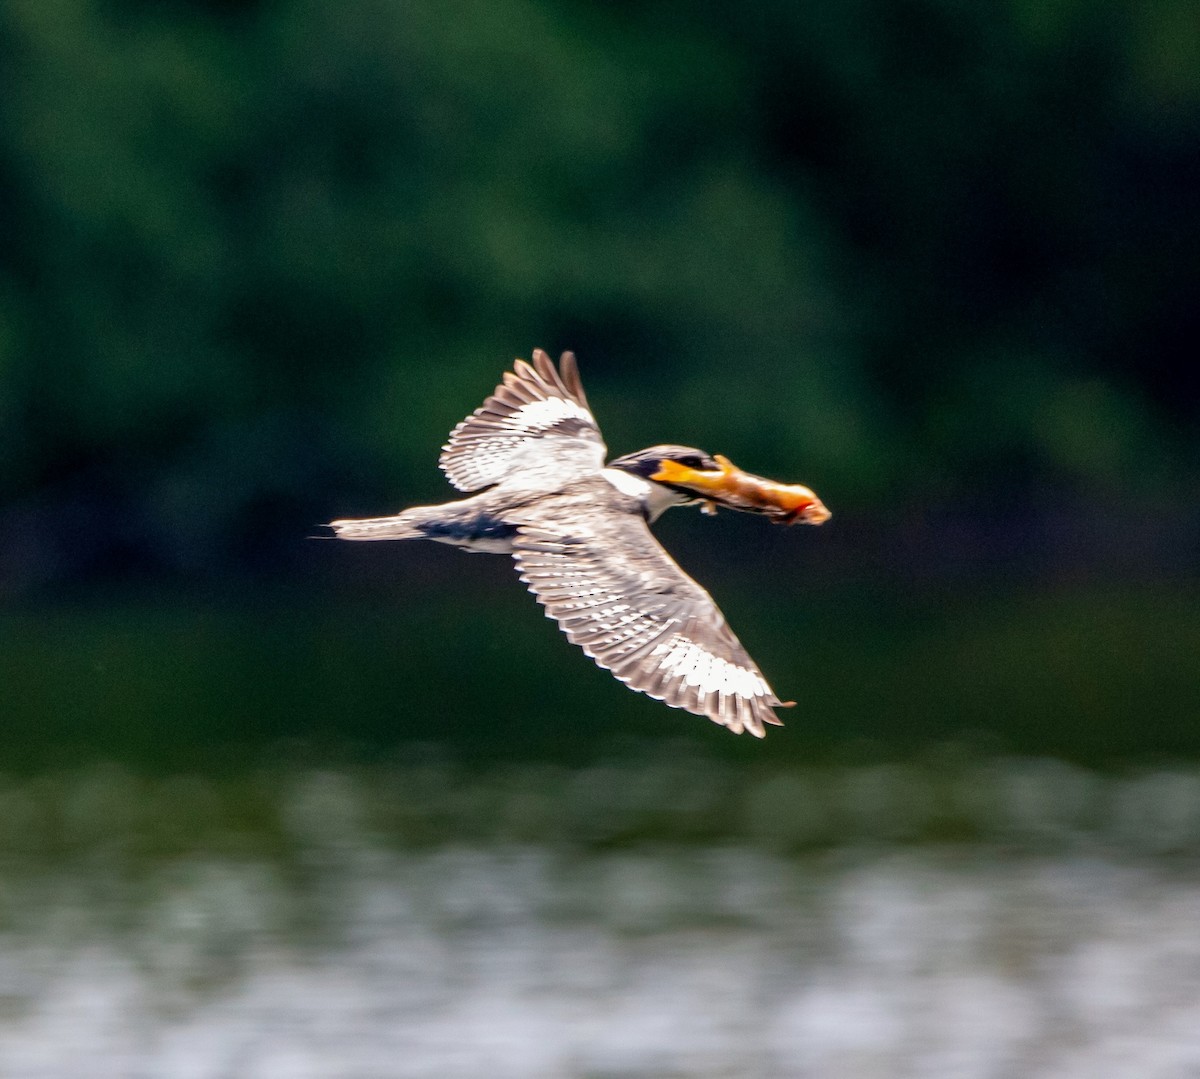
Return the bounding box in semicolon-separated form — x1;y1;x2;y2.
330;350;829;737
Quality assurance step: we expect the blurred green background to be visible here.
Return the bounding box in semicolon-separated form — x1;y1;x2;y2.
0;0;1197;768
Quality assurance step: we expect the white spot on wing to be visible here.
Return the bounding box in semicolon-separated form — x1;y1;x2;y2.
509;397;594;433
649;633;764;701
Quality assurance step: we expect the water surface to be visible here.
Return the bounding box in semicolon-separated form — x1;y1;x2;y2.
1;762;1198;1078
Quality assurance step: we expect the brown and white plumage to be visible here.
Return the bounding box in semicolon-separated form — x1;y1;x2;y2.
439;350;605;492
329;350;819;737
510;500;787;736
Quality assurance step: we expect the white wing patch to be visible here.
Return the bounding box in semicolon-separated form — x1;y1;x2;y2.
651;635;766;698
505;396;595;434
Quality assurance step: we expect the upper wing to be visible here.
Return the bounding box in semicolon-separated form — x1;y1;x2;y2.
510;497;790;737
439;350;607;492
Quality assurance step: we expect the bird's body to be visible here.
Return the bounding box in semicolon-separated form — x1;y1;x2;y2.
330;350;829;737
330;468;679;552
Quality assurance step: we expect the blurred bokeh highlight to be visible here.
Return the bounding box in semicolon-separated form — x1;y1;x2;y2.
1;1;1198;1075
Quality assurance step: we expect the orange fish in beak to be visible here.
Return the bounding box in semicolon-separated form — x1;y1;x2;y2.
652;454;831;526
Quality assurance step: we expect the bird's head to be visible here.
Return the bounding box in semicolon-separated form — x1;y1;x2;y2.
609;445;720;485
607;445;723;519
610;445;831;526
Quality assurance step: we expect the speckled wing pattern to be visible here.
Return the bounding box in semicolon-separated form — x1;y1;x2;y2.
439;350;607;492
510;497;789;737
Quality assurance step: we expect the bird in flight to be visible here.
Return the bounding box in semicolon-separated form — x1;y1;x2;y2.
329;350;829;737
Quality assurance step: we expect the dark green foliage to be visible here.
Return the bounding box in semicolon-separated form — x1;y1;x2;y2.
0;1;1196;763
2;1;1195;526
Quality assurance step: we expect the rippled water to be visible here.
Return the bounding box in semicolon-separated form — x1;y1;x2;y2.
1;761;1199;1078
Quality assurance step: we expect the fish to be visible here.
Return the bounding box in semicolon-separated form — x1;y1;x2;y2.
652;454;831;526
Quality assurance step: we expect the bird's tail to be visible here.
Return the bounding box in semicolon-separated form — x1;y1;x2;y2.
327;509;426;541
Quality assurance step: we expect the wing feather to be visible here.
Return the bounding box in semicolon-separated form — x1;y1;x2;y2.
510;501;788;737
439;350;606;492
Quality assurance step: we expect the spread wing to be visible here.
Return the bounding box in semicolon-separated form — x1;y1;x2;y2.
440;350;607;492
510;501;790;737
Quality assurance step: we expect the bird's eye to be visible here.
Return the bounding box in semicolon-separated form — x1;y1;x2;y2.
680;456;703;469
